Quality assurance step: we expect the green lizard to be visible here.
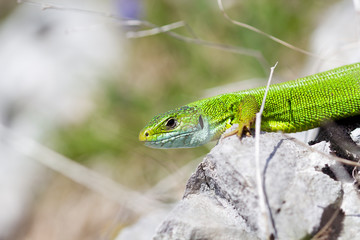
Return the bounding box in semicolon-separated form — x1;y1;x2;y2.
139;63;360;148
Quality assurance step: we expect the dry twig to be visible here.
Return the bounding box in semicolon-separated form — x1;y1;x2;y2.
18;0;269;70
0;124;166;215
217;0;321;59
254;62;278;239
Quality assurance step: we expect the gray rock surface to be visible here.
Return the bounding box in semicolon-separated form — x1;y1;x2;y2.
115;209;171;240
153;132;360;240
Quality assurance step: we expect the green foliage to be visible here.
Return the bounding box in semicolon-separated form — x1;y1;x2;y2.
53;0;336;187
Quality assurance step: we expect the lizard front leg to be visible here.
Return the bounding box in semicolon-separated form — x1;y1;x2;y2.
224;95;260;138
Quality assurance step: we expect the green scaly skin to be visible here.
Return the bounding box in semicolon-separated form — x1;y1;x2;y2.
139;63;360;148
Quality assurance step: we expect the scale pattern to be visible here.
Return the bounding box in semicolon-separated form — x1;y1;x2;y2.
259;63;360;132
140;63;360;148
189;63;360;134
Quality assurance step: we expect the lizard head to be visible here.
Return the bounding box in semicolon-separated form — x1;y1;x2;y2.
139;105;210;148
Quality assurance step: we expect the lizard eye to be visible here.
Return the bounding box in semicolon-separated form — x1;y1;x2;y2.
165;118;177;129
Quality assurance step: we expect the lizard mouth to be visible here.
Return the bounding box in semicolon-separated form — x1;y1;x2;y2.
141;131;196;149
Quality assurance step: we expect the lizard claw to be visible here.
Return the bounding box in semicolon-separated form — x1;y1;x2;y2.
222;123;251;139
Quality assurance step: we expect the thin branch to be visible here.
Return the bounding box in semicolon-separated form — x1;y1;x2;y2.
126;21;186;38
217;0;322;59
312;207;342;240
254;62;278;238
132;18;270;68
162;32;270;69
18;0;269;70
288;135;360;168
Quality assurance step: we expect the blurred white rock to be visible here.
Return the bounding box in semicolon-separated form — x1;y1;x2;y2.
0;0;124;238
289;0;360;143
304;0;360;73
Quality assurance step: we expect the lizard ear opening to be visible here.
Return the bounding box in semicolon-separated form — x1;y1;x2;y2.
199;115;204;129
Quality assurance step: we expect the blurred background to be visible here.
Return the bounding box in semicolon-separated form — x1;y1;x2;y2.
0;0;357;239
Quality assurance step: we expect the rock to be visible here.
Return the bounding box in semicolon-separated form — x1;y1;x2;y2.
350;128;360;146
115;209;172;240
338;183;360;240
0;2;123;238
153;132;360;240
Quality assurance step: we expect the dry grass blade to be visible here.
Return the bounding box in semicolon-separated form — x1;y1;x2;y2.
312;204;343;240
126;21;186;38
18;0;269;70
254;62;278;238
288;135;360;168
0;125;166;215
217;0;322;59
